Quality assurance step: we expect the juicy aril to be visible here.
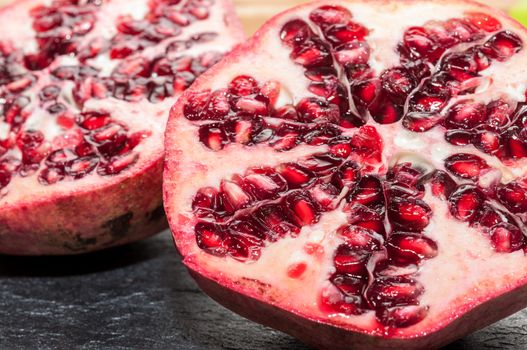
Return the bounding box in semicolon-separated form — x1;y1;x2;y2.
0;0;243;255
164;0;527;348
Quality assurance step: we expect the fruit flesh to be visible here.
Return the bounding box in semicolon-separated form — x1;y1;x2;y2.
165;0;527;348
0;0;244;254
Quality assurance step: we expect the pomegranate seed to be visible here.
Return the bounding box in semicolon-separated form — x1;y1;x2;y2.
350;126;383;163
377;305;428;328
195;222;228;256
0;169;12;189
221;180;252;212
490;223;525;253
388;199;432;232
449;185;484;222
38;167;65;185
351;176;384;209
338;225;383;252
444;153;490;180
445;101;486;129
65;156;99;179
77;111;111;130
421;170;456;199
330;274;365;297
505;127;527;158
483;31;523;61
478;204;508;228
225;233;263;261
485;100;512;130
347;204;386;236
333;245;369;276
309;5;352;27
496;182;527;214
332;161;361;190
277;164;314;189
280;19;312;46
228;75;259;96
474;131;501;154
467;12;502;32
387;233;438;265
199;123;227;151
325;22;369;44
286;191;319;226
402;112;442;132
367;276;424;308
97;152;138;176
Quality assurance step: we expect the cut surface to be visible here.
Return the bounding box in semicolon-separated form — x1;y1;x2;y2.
0;0;244;254
165;0;527;348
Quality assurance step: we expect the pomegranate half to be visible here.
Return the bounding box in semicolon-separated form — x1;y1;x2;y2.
0;0;244;255
164;0;527;348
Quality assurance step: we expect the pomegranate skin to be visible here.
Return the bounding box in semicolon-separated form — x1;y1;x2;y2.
191;271;527;350
0;0;245;255
164;0;527;348
0;157;165;255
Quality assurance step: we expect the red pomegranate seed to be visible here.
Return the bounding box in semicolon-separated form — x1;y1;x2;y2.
285;191;319;226
350;125;383;163
199;123;227;151
330;273;365;296
467;12;502;32
367;275;424;309
65;156;99;179
388;199;432;232
77;111;111;130
351;176;384;209
474;131;501;154
325;22;369;44
38;167;65;185
228;75;259;96
377;305;428;328
337;225;383;252
195;221;228;256
444;153;490;180
496;182;527;214
333;244;369;276
421;170;456;199
445;101;486;129
277;163;314;188
449;185;484;222
386;233;438;265
221;180;252;212
483;31;523;61
97;152;138;176
478;204;508;228
490;223;525;253
309;183;339;210
309;5;352;27
332;161;360;190
280;19;312;46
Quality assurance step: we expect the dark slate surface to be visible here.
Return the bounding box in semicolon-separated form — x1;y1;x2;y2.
0;230;526;350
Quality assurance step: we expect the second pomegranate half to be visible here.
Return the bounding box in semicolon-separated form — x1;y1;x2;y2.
0;0;244;254
164;0;527;348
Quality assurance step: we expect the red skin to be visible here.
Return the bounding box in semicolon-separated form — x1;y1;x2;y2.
164;0;527;348
0;157;166;255
0;0;245;255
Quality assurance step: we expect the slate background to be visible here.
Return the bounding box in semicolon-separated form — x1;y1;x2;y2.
0;230;526;349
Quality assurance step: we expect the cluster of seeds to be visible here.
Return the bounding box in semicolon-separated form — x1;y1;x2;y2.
0;0;222;191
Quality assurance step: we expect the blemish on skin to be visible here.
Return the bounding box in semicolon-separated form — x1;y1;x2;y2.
103;212;133;238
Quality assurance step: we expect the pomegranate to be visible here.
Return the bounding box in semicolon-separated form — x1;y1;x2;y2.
0;0;244;255
164;0;527;348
